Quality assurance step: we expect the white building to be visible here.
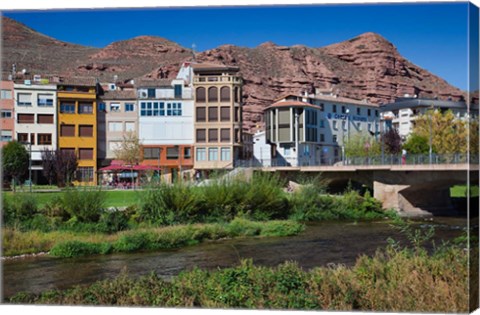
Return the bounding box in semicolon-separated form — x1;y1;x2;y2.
14;81;57;183
380;96;476;139
252;131;272;167
264;91;380;166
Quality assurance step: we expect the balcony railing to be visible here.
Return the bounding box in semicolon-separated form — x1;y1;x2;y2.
194;76;242;84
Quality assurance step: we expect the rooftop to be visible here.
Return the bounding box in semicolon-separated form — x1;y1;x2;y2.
276;93;378;107
380;97;478;112
99;89;137;100
264;100;321;111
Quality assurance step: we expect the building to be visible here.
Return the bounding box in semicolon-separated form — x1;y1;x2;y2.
13;80;57;184
137;65;195;181
264;91;380;166
97;88;137;164
252;131;272;167
57;77;98;185
0;80;14;146
380;96;478;139
192;63;243;171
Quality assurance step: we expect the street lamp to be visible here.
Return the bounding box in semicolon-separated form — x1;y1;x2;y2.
428;105;433;165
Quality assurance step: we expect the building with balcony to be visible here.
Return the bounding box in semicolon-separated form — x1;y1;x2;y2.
13;80;57;184
57;77;98;185
264;91;380;166
97;89;137;164
137;63;195;181
192;63;243;171
1;79;14;147
380;96;477;139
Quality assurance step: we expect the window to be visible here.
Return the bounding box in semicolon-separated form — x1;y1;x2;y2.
125;103;135;112
37;114;54;124
320;134;325;142
61;148;75;156
208;129;218;142
196;129;206;142
37;133;52;145
333;135;337;143
220;107;230;121
319;103;324;111
143;147;161;159
357;107;361;115
110;103;120;112
208;107;218;121
125;122;135;132
196;107;206;122
98;102;106;112
375;110;379;117
174;85;182;98
196;87;206;102
140;102;152;116
220;86;231;102
166;147;179;160
147;88;155;98
79;148;93;160
208;147;218;161
17;93;32;106
342;106;346;114
319;120;325;128
109;122;122;132
1;110;12;118
1;89;12;99
17;113;34;124
79;125;93;137
208;87;218;102
234;87;240;103
77;167;94;182
17;133;28;143
196;148;206;161
38;94;54;106
220;129;230;142
332;104;337;113
221;147;231;161
235;107;240;122
109;141;121;152
184;147;192;159
1;130;12;142
30;133;35;145
170;102;182;116
78;102;93;114
60;102;75;113
368;109;371;116
60;124;75;137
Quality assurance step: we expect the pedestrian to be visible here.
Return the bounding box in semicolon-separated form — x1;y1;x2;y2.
402;149;407;165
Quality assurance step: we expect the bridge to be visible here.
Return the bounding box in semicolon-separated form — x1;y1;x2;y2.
237;154;479;217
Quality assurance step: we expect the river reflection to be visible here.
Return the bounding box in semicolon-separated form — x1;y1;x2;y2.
2;217;468;299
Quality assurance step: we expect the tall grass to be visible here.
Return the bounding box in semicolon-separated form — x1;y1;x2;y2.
10;244;470;312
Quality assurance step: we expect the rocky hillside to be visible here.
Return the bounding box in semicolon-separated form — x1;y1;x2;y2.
2;16;466;133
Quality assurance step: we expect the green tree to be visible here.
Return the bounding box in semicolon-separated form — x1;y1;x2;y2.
114;131;142;187
344;134;380;158
413;109;468;154
2;141;29;192
402;134;430;155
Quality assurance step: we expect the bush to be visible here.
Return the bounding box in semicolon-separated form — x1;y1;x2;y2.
62;188;106;223
2;194;39;226
98;209;130;234
50;240;111;258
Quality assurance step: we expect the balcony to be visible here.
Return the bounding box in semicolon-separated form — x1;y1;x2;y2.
194;75;242;84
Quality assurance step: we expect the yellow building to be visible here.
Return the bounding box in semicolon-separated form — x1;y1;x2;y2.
57;77;98;185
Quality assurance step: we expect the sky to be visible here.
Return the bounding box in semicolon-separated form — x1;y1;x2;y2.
1;1;474;90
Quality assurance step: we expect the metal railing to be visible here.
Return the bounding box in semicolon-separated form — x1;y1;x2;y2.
235;153;478;168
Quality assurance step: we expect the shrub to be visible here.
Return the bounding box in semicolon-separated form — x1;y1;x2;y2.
50;240;110;258
2;194;39;226
98;209;130;234
62;188;106;223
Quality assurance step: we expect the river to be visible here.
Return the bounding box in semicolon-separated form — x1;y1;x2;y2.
1;217;468;299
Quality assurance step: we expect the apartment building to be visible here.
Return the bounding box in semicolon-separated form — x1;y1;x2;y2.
137;68;195;181
13;81;57;183
380;96;477;139
192;63;243;170
0;80;14;146
264;91;380;166
97;89;137;163
57;78;98;185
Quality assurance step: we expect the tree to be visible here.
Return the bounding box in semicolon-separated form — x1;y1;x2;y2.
41;149;57;185
402;134;430;155
2;141;29;192
56;150;78;187
381;128;402;154
413;109;468;154
114;131;142;187
344;134;381;158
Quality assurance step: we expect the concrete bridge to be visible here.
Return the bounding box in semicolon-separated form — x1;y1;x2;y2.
257;163;478;217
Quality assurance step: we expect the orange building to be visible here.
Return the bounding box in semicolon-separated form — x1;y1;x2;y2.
1;80;14;146
140;144;193;182
57;77;98;185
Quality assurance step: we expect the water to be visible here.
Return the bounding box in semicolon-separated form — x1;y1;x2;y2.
2;217;467;299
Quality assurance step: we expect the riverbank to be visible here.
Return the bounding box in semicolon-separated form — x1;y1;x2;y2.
8;241;470;312
2;218;304;258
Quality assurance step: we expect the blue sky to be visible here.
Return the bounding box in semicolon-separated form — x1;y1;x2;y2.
3;2;471;90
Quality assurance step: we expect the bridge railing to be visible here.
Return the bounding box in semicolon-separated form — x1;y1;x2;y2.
235;153;478;168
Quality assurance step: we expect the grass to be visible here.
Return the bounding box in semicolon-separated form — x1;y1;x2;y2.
3;190;141;209
450;185;479;198
3;218;304;257
8;245;471;312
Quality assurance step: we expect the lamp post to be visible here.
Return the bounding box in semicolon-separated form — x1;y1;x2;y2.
428;105;433;165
